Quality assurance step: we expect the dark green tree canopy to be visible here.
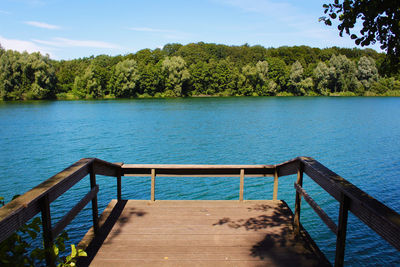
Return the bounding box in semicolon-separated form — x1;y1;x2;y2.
321;0;400;62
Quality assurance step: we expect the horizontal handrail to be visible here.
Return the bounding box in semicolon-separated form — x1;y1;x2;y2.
52;185;99;238
122;164;275;177
0;158;121;244
294;182;338;234
298;156;400;251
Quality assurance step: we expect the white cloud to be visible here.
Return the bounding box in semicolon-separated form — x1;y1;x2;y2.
32;37;122;49
24;21;60;30
0;35;54;57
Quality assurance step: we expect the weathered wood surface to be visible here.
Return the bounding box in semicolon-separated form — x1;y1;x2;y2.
0;158;93;243
122;164;276;177
0;158;122;243
299;157;400;251
79;200;330;267
294;183;337;234
52;185;99;238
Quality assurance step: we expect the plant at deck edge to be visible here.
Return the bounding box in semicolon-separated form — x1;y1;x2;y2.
0;195;86;266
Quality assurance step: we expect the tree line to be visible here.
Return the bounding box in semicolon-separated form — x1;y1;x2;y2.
1;42;399;100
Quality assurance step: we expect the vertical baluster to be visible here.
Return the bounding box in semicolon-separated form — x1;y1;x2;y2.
117;170;122;202
151;169;156;201
335;193;350;267
239;169;244;202
294;163;304;236
90;163;99;234
40;194;55;267
273;167;279;200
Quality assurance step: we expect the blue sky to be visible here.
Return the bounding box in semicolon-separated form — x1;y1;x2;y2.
0;0;382;60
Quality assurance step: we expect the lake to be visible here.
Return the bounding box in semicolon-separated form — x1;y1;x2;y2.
0;97;399;265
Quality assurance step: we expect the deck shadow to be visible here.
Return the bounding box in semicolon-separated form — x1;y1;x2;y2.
77;200;147;266
213;201;331;266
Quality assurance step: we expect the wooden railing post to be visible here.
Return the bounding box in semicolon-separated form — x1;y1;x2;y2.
151;169;156;201
117;168;122;201
273;167;279;200
90;164;99;235
294;162;304;236
335;192;350;267
40;194;55;267
239;169;244;202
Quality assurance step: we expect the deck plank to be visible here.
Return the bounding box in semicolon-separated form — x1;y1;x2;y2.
79;200;330;266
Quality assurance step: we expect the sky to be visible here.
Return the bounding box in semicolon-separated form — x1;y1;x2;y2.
0;0;382;60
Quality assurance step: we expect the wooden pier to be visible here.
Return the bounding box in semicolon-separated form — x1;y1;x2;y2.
78;200;329;266
0;157;399;266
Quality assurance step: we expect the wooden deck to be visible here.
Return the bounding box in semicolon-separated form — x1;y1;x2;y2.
78;200;330;266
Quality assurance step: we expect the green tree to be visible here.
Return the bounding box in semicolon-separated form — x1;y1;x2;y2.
188;61;211;95
137;63;162;96
329;54;359;92
0;51;56;100
209;59;239;96
72;64;103;98
55;58;91;94
371;77;400;94
108;59;139;97
162;43;183;56
313;62;332;95
266;57;289;92
289;61;305;95
357;56;379;91
161;56;190;96
26;53;57;99
240;64;257;95
0;50;22;100
254;60;276;95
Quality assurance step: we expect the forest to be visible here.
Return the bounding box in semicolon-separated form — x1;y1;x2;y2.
1;42;400;100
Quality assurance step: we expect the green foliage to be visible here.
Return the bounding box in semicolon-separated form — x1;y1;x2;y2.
161;56;190;96
357;56;379;91
137;63;162;96
289;61;307;95
328;54;359;93
108;59;139;97
0;51;56;100
370;77;400;95
321;0;400;67
57;245;87;267
0;196;86;266
0;42;399;99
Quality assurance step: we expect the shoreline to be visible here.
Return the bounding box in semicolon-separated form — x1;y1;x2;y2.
1;93;400;102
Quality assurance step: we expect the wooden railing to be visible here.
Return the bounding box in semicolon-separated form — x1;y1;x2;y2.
0;157;399;267
0;158;121;266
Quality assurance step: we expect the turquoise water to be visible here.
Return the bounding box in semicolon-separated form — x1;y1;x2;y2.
0;97;399;265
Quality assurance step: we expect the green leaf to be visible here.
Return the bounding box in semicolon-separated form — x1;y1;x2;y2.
78;250;87;257
70;244;77;258
53;245;59;256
